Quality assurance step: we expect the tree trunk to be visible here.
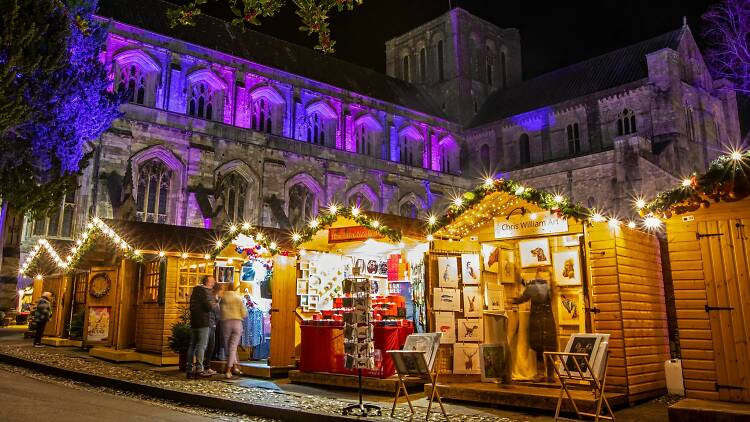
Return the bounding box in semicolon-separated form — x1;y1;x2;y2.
0;203;24;310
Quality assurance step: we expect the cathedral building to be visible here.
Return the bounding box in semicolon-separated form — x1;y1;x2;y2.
22;1;742;249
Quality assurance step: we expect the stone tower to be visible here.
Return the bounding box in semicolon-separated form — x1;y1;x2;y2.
385;7;522;125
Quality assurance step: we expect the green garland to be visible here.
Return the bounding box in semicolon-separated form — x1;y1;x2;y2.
642;150;750;217
428;177;591;235
291;205;402;246
209;223;283;259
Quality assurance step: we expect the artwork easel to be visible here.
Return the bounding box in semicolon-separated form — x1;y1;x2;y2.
544;351;614;422
388;350;448;421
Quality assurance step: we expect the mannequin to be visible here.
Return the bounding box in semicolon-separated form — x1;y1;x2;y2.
512;268;557;382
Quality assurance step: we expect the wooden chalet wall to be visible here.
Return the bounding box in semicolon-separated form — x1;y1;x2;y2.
587;223;669;401
665;198;750;403
136;258;169;354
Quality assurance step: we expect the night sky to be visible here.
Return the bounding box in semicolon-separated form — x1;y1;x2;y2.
172;0;747;133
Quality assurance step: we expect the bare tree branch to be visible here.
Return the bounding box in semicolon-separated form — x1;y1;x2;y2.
702;0;750;94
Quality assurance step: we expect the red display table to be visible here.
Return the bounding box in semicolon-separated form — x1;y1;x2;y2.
299;322;413;378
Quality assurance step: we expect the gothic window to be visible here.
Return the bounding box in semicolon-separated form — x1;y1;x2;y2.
117;64;146;105
519;133;531;165
306;112;329;146
500;52;507;88
437;40;445;81
402;55;410;82
440;145;451;173
32;191;75;238
188;82;216;120
616;108;637;136
419;47;427;82
480;144;490;170
136;158;171;224
567;123;581;155
439;137;459;174
400;201;418;219
485;46;495;86
349;193;372;212
223;173;248;223
288;183;316;228
399;130;423;168
250;97;273;134
355;124;374;156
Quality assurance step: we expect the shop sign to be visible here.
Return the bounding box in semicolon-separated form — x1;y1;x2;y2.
493;211;568;239
328;226;382;243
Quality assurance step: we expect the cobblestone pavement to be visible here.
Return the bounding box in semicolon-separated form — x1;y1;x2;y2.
0;342;523;421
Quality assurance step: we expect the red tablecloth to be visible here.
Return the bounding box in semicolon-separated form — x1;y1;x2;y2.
299;323;413;378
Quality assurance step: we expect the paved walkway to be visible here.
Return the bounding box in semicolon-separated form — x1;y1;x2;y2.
0;328;673;421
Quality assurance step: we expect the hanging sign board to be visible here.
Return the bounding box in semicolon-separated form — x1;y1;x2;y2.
494;211;568;239
328;226;382;243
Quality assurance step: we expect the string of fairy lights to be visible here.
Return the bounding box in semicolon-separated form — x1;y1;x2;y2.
20;147;748;278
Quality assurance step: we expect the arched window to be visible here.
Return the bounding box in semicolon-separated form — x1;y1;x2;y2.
288;183;316;227
419;47;427;82
250;97;273;134
117;64;146;105
304;101;337;147
485;45;495;86
436;40;445;81
438;137;459;174
400;201;418;219
353;115;383;158
223;173;248;223
188;82;216;120
136;158;172;223
306;113;327;146
349;193;372;212
519;133;531;165
567;123;581;155
480;144;490;170
398;127;424;168
32;191;75;238
402;54;410;82
617;109;637;136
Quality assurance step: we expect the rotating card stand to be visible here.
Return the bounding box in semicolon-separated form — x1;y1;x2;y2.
544;351;614;422
341;277;381;417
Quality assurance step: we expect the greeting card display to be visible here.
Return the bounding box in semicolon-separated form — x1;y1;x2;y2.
485;285;505;312
342;277;374;370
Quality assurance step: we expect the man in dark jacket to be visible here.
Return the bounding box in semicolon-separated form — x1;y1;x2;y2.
33;292;53;347
186;275;216;378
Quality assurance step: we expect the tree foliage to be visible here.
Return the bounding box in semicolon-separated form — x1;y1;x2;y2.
702;0;750;94
0;0;121;217
168;0;364;53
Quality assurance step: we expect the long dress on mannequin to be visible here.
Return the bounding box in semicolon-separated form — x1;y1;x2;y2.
507;302;537;380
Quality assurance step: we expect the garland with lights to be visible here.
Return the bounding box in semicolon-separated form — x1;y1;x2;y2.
209;223;282;259
426;177;592;237
19;239;67;277
290;205;402;246
641;149;750;217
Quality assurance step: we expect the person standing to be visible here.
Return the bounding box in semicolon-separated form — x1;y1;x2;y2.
220;287;247;379
33;292;53;347
202;282;222;376
186;275;216;379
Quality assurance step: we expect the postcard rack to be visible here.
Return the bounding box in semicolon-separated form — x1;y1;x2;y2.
544;351;614;422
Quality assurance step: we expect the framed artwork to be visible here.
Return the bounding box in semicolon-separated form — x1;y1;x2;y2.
215;266;235;285
366;259;379;275
518;238;551;268
553;250;581;286
481;244;499;273
460;254;480;285
296;279;308;295
300;295;309;309
485;285;505;312
402;333;441;370
457;318;483;342
390;351;429;376
562;234;580;246
86;306;110;343
353;259;365;276
480;344;509;382
434;312;456;344
500;249;516;283
433;287;460;311
462;286;482;317
558;290;581;325
560;333;609;378
453;343;480;374
437;256;459;288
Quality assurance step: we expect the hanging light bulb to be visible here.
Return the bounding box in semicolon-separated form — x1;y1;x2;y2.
291;233;302;242
351;206;360;217
309;219;319;228
181;252;188;259
730;150;743;161
426;234;434;242
215;240;223;248
553;195;564;203
241;222;251;230
453;197;463;207
371;220;380;228
515;186;525;195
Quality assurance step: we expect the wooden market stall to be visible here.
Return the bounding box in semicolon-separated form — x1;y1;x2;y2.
288;210;429;392
421;179;670;410
641;150;750;419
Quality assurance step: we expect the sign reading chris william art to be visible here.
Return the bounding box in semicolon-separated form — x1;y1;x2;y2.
493;211;568;239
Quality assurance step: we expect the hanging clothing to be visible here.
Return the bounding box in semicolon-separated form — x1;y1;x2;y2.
512;279;557;354
241;307;264;348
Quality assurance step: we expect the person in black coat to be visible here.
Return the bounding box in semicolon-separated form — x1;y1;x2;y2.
186;275;216;378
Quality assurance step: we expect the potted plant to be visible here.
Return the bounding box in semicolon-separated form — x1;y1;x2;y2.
168;306;191;370
68;310;85;340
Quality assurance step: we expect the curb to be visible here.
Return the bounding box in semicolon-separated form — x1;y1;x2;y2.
0;352;364;422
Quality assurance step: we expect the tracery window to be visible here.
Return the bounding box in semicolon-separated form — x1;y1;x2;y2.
223;173;248;223
616;109;637;136
117;64;146;105
250;97;273;134
399;133;423;167
188;82;216;120
355;125;372;156
306;113;329;146
32;191;75;238
288;183;316;228
349;193;372;212
400;202;418;219
136;158;171;224
500;52;507;88
567;123;581;155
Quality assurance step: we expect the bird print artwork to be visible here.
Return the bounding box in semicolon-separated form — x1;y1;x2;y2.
458;318;483;341
560;294;579;323
461;254;480;285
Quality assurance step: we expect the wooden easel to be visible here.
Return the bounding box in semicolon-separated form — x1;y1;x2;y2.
388;351;449;421
544;351;614;422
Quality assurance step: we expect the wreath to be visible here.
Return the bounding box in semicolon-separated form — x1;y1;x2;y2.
89;272;112;299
